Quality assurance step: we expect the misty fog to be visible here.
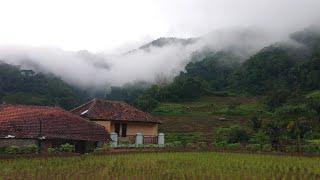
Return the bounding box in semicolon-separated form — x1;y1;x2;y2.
0;27;285;90
0;0;319;90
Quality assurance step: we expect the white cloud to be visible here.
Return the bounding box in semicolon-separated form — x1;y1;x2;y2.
0;0;318;51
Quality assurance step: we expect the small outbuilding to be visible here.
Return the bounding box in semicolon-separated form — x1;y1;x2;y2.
71;99;161;141
0;105;108;153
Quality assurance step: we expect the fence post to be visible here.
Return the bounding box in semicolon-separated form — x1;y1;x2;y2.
135;133;143;147
110;132;118;148
158;133;165;148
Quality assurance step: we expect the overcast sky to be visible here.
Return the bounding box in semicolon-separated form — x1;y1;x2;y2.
0;0;319;52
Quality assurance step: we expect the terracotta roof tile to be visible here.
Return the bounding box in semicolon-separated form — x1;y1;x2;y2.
0;105;108;141
71;99;160;123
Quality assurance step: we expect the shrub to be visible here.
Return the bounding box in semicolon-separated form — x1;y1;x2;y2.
286;145;298;153
212;141;228;148
227;102;241;115
214;126;249;144
5;146;20;154
214;128;231;143
58;143;75;153
262;144;272;152
20;145;38;154
187;142;209;150
47;147;56;153
307;139;320;145
0;147;6;154
247;144;261;152
165;143;174;148
226;143;240;150
229;126;249;143
165;132;201;145
186;143;197;149
304;132;320;140
197;142;208;150
249;116;262;132
172;141;184;148
249;131;270;145
302;145;320;153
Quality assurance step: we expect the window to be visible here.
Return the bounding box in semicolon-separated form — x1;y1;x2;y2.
114;123;128;137
115;123;120;136
121;123;127;137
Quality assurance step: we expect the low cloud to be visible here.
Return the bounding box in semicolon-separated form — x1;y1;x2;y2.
0;27;294;90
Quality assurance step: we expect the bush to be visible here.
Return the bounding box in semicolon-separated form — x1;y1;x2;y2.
0;147;6;154
229;126;249;143
20;145;38;154
247;144;261;152
226;143;241;150
185;142;208;150
165;132;201;145
186;143;197;149
58;143;75;153
249;131;270;145
214;128;231;143
307;139;320;145
304;132;320;140
197;142;208;150
5;146;20;154
302;145;320;153
249;116;262;132
212;141;228;148
47;147;56;153
165;143;174;148
172;141;184;148
286;145;298;153
262;144;272;152
214;126;249;144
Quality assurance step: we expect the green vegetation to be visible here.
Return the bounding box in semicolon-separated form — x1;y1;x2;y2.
0;145;38;155
133;26;320;110
0;62;87;109
0;152;319;179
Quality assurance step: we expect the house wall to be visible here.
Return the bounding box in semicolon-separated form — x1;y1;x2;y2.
126;123;158;136
94;121;111;132
91;120;159;136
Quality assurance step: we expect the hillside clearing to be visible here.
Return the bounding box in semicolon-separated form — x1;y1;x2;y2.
153;96;263;133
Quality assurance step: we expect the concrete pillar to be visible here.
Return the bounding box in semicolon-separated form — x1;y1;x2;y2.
135;133;143;147
110;132;118;148
158;133;165;148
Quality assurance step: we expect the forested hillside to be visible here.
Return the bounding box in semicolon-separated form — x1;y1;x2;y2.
0;62;87;109
132;27;320;112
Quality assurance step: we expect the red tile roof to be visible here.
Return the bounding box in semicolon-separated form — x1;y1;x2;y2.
71;99;160;123
0;105;108;141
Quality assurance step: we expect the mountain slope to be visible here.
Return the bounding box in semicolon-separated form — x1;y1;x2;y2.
0;62;86;109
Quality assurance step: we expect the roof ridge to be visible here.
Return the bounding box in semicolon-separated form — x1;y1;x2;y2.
69;99;95;112
86;98;98;114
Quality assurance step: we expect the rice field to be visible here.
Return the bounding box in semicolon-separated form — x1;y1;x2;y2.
0;152;319;180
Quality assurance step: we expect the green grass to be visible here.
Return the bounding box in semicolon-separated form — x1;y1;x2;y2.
0;152;319;179
154;96;264;133
152;96;263;117
306;90;320;98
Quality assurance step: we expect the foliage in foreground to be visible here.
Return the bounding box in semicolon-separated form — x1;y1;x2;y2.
0;152;319;179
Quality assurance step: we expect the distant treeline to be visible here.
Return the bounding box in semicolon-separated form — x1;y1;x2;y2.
104;27;320;112
0;62;88;110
